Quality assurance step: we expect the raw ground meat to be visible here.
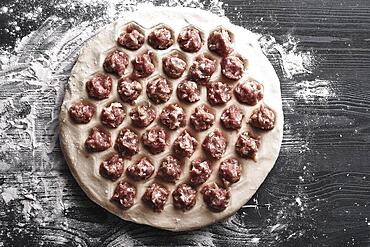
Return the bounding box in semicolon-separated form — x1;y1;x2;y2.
131;52;155;78
220;104;244;130
190;104;215;131
207;28;233;56
126;157;155;180
111;181;136;209
221;55;244;80
142;127;167;154
219;158;241;185
103;50;129;76
157;156;182;183
172;183;197;210
117;25;145;50
100;102;125;128
177;27;202;52
85;127;112;152
249;104;276;130
148;27;174;50
207;81;232;105
189;159;212;186
235;131;260;160
159;103;186;130
129;103;156;128
188;56;216;85
173;130;198;158
162;54;187;79
99;154;124;181
176;80;200;103
86;73;112;100
202;129;227;159
146;76;172;104
142;183;170;212
234;79;264;106
202;183;231;212
68;101;95;124
117;77;142;103
114;128;140;157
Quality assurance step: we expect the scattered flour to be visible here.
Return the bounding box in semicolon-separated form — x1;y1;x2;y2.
259;35;314;79
295;79;336;102
1;187;19;204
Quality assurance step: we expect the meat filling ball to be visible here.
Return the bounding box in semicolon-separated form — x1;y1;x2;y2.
86;73;112;100
142;127;167;154
103;50;129;76
131;52;155;78
111;181;136;209
207;81;232;106
235;131;260;160
188;56;216;85
220;105;244;130
202;129;227;159
202;183;231;212
142;183;170;212
85;127;112;152
159;103;186;130
189;159;212;186
190;105;215;131
148;27;174;50
146;76;172;104
177;27;202;52
234;79;264;106
127;157;155;180
100;154;124;181
68;101;95;124
117;25;145;50
221;55;244;80
177;80;200;103
172;183;197;210
249;105;276;130
117;77;142;103
219;158;241;185
208;28;233;56
114;128;140;157
157;156;182;183
173;130;198;158
129;103;156;128
100;102;125;128
162;54;187;79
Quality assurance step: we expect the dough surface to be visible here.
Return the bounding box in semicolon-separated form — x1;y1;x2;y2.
59;7;284;231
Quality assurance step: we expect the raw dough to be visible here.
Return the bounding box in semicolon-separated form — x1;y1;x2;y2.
59;7;283;231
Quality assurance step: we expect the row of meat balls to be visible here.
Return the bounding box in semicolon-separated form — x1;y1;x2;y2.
112;180;230;213
82;120;262;162
73;102;273;163
69;95;274;132
118;23;234;56
106;154;240;212
87;24;247;106
84;50;247;106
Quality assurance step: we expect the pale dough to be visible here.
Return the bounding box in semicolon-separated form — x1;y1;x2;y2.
59;7;283;231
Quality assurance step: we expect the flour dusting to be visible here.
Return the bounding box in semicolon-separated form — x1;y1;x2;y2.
259;35;314;79
1;187;19;204
0;0;330;243
295;79;336;102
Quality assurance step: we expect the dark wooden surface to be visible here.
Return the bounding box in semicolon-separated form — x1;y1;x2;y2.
1;0;370;246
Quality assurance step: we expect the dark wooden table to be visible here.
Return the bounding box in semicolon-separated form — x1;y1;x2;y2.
0;0;369;246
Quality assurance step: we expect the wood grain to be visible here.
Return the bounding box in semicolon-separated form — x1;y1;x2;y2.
1;0;370;246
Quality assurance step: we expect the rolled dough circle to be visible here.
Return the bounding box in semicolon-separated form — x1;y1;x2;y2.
59;7;283;231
